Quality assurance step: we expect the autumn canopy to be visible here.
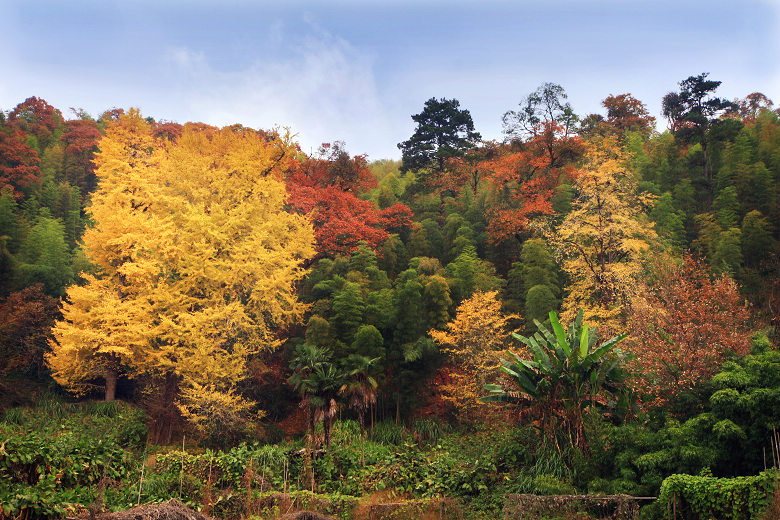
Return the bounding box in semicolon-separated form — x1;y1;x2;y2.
47;111;316;427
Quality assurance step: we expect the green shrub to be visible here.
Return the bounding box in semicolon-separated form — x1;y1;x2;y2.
0;398;152;519
370;420;407;445
85;400;122;418
0;407;25;426
492;425;538;471
411;417;448;445
531;474;576;495
659;470;779;520
154;442;293;494
35;394;68;421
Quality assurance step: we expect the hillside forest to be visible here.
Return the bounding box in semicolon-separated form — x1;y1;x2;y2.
1;74;780;519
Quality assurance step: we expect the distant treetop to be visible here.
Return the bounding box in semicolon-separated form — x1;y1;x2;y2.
398;97;481;173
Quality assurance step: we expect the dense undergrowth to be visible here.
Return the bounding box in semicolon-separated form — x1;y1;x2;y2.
0;396;146;518
2;362;779;520
0;396;544;519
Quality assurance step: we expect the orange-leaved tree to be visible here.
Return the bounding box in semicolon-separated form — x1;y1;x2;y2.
628;255;752;409
0;124;40;200
487;82;584;244
286;142;412;255
429;290;519;423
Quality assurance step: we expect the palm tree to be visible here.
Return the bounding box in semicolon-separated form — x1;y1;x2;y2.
339;354;380;465
482;310;629;452
288;343;332;443
309;363;342;448
340;354;380;434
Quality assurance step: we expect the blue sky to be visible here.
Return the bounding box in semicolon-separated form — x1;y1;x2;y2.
1;0;778;159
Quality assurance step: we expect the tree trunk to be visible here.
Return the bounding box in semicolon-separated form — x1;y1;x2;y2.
161;373;178;445
150;372;179;445
104;369;117;401
324;415;332;448
309;406;316;444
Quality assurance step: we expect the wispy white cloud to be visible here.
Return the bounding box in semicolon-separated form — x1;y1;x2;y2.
165;47;207;71
159;25;396;159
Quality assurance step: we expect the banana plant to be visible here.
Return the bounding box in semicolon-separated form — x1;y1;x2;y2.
481;309;629;451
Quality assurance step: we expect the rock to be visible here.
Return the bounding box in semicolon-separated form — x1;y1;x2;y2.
277;512;336;520
83;499;211;520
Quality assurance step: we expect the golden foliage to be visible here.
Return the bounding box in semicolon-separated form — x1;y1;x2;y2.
47;275;150;395
47;111;316;409
178;383;264;444
550;136;657;334
48;111;162;394
429;290;519;423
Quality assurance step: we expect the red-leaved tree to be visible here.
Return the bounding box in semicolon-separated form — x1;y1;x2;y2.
8;96;63;152
628;256;752;408
286;143;412;255
153;121;184;141
63;118;102;193
602;93;656;136
0;284;61;379
0;126;40;199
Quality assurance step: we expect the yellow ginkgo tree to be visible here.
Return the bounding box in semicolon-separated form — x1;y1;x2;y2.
48;109;161;401
48;112;315;436
549;135;657;334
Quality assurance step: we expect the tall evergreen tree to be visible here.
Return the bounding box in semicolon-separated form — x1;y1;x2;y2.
398;97;481;174
662;73;737;180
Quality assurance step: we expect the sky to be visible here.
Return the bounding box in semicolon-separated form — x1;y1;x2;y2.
1;0;778;160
